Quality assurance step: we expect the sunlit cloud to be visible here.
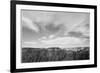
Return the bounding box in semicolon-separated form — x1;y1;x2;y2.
23;37;89;48
40;37;86;44
22;16;39;32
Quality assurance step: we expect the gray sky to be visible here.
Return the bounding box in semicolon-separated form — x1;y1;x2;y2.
21;10;90;48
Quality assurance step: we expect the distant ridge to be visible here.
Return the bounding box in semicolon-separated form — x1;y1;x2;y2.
22;44;89;48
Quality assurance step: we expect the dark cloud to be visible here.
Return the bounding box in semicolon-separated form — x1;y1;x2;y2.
68;31;83;37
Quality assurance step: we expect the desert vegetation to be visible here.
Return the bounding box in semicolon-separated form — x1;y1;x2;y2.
22;47;89;63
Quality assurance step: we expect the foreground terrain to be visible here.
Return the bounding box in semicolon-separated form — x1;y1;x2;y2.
22;47;89;63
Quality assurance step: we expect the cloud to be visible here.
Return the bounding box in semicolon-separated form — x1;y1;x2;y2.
22;37;89;48
21;10;90;48
22;41;39;48
22;16;39;32
39;36;47;40
63;13;89;35
24;41;38;44
64;14;90;39
40;37;86;45
39;34;56;41
68;32;83;37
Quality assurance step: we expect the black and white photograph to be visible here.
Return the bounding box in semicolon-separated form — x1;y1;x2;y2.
21;10;90;63
11;1;97;72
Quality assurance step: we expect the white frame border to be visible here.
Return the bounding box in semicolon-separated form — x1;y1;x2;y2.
16;4;94;69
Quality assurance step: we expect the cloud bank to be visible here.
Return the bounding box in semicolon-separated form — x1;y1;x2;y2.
21;10;90;48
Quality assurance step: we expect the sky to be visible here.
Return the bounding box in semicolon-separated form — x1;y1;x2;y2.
21;10;90;48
